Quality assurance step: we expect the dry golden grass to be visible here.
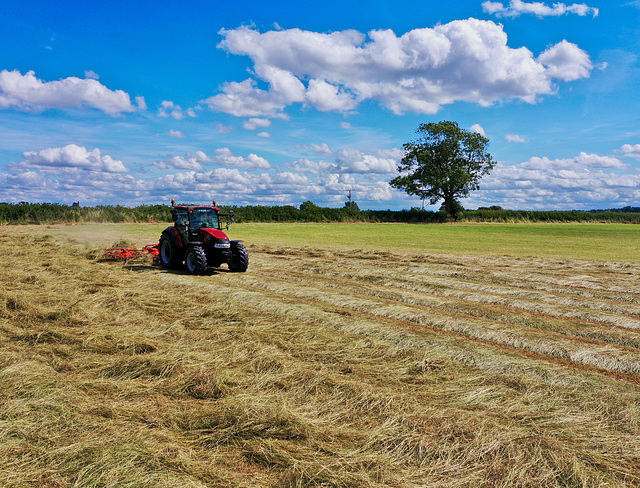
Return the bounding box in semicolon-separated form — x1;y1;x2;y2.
1;224;640;487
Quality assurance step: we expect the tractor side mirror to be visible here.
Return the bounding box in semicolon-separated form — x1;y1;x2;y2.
226;210;235;230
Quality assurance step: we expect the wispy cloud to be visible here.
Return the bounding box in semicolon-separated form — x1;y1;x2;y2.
157;100;196;120
168;129;185;138
506;134;526;142
482;1;598;18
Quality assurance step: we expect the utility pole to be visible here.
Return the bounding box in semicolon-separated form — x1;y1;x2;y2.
345;189;357;211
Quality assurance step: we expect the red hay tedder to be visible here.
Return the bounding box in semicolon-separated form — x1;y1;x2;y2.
103;244;159;262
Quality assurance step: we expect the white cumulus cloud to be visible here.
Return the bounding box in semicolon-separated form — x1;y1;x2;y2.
15;144;129;173
202;79;291;117
243;117;272;130
336;149;399;174
0;70;139;116
203;20;593;117
154;148;273;172
305;79;358;112
538;40;592;81
471;124;487;136
289;146;402;175
154;151;210;171
286;158;338;174
620;144;640;159
476;151;637;209
212;147;271;169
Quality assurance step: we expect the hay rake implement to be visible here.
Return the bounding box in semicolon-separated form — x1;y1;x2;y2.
103;244;159;262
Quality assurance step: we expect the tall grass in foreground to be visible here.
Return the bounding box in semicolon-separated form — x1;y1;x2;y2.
1;225;640;486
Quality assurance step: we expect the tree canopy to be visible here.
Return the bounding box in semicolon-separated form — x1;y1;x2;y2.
390;121;495;220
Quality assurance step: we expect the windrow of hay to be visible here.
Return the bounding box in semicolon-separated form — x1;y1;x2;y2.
210;271;640;375
1;225;640;487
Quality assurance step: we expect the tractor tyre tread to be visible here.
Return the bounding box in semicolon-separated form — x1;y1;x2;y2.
159;232;183;269
185;246;208;275
228;243;249;272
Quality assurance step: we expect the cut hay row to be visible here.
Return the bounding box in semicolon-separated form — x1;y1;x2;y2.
253;246;640;335
1;227;640;487
251;257;640;342
254;245;640;310
260;245;640;300
224;251;640;373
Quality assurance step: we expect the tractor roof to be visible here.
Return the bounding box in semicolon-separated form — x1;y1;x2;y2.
174;205;220;211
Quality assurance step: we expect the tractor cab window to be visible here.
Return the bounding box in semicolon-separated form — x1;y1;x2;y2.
189;208;219;232
175;210;189;238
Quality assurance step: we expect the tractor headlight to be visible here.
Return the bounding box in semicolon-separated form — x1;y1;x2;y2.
214;243;230;249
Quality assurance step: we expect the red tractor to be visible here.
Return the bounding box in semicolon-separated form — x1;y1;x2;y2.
158;200;248;274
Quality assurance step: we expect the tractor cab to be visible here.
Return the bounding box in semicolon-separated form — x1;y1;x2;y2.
170;202;234;243
172;206;217;243
189;207;219;234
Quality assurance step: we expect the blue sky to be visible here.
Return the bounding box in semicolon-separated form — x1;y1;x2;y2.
1;0;639;210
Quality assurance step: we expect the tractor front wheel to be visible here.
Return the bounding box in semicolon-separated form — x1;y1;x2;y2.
228;243;249;272
185;246;208;275
159;233;183;269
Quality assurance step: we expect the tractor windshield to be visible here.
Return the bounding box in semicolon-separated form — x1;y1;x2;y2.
189;208;219;231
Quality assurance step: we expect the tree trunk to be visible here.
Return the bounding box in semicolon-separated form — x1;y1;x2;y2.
443;194;457;221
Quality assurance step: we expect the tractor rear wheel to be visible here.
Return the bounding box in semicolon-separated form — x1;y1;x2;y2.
159;233;183;269
228;243;249;272
185;246;207;275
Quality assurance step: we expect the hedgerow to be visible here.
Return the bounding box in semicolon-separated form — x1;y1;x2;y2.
1;202;639;224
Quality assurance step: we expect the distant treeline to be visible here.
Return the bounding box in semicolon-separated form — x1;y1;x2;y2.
0;203;171;225
2;202;640;225
227;204;640;224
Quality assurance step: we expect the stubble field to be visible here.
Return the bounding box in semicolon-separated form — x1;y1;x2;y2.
1;222;640;487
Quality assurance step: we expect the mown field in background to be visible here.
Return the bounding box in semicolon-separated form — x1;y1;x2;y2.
2;223;640;487
56;221;640;262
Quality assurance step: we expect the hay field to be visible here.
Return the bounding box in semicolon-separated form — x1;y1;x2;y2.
1;223;640;487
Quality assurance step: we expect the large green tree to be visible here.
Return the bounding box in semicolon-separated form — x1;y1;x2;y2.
390;121;495;220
